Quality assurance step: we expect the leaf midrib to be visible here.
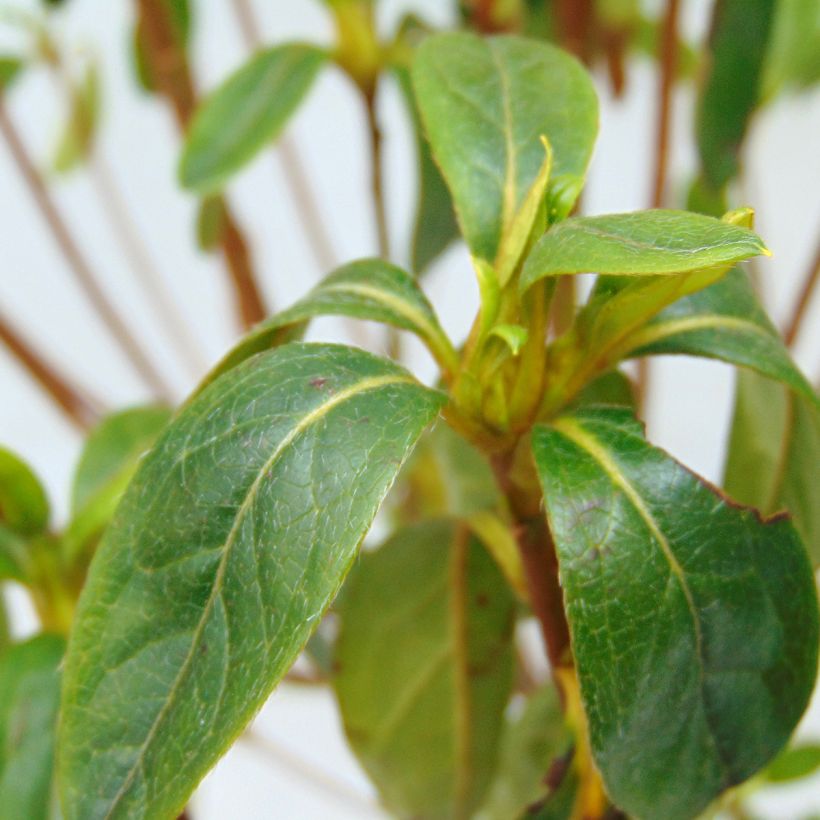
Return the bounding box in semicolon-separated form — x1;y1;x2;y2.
104;371;416;817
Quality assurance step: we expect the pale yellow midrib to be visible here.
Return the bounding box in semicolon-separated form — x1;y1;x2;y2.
551;417;731;778
626;313;772;350
104;371;415;817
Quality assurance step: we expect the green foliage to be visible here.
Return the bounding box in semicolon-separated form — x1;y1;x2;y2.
0;447;49;537
0;634;64;820
412;32;597;266
766;743;820;783
335;521;516;817
725;370;820;562
180;45;327;193
0;56;24;89
58;343;443;818
52;60;99;173
533;407;818;820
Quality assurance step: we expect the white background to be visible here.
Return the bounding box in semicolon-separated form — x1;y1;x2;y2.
1;0;819;817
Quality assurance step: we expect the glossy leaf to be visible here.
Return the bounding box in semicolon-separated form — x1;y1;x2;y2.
334;520;516;818
58;343;444;819
412;32;597;265
394;63;459;274
180;44;327;193
198;258;457;392
624;268;818;407
696;0;777;191
0;447;49;536
520;210;768;290
532;407;819;820
724;370;820;562
0;634;64;820
477;685;570;820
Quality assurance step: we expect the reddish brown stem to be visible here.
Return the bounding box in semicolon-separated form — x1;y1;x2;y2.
0;97;174;400
784;235;820;348
0;310;101;430
650;0;681;209
555;0;595;62
136;0;267;329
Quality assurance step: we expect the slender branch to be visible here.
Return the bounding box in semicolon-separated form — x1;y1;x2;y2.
135;0;267;329
0;96;174;400
650;0;681;209
555;0;595;62
230;0;337;273
364;86;389;261
784;233;820;348
0;309;102;430
240;730;380;815
90;152;208;377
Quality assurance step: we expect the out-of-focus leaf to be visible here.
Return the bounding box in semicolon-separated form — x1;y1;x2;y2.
765;743;820;783
0;634;64;820
762;0;820;98
0;57;24;90
197;258;456;392
195;195;226;252
0;525;29;583
724;370;820;562
179;44;327;193
0;447;49;537
623;268;818;407
476;685;571;820
334;520;516;818
394;63;459;274
58;343;444;819
533;406;819;820
53;61;100;174
696;0;777;192
412;32;597;265
520;210;768;289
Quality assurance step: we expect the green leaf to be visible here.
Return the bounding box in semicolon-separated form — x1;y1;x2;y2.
58;343;444;819
532;406;819;820
765;743;820;783
520;210;768;290
0;525;29;582
569;369;636;411
0;57;24;90
0;447;49;536
724;370;820;562
0;634;64;820
334;520;516;818
53;60;100;174
623;268;818;407
762;0;820;97
64;406;172;562
696;0;777;191
412;32;597;265
198;258;457;392
179;44;327;193
394;62;459;274
195;195;226;252
476;685;570;820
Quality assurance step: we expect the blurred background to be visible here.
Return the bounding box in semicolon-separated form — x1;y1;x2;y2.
0;0;818;816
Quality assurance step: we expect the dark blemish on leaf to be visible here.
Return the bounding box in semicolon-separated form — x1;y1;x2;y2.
476;592;490;608
200;642;208;655
357;416;370;424
309;377;329;389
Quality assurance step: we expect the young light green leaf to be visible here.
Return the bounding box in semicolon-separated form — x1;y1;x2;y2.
64;406;172;562
532;407;819;820
623;268;818;407
520;210;768;291
412;32;597;265
53;61;100;174
0;447;49;536
0;525;29;582
179;44;327;193
724;370;820;562
0;56;24;90
198;258;458;392
765;743;820;783
195;195;226;252
697;0;777;192
476;685;571;820
58;343;444;820
762;0;820;98
393;63;459;274
0;634;64;820
334;520;516;818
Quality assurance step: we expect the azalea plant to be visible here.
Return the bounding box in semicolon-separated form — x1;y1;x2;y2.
1;1;819;819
